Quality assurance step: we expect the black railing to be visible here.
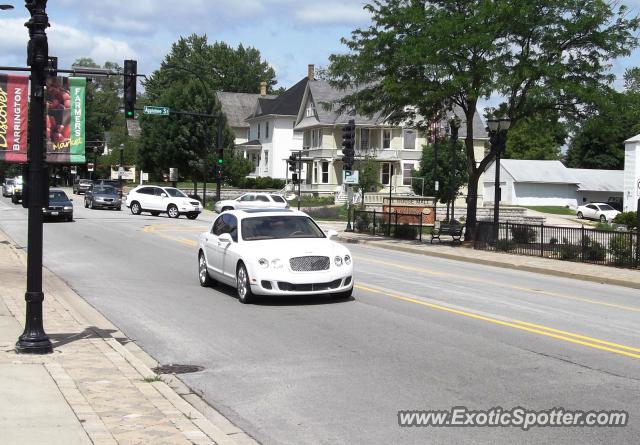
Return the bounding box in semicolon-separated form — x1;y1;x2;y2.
353;209;427;241
474;221;639;269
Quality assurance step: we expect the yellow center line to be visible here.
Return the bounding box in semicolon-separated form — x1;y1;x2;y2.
355;284;640;360
354;255;640;313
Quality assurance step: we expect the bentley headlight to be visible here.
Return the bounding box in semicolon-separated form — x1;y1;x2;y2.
334;256;343;267
258;258;269;269
344;255;351;265
63;206;73;210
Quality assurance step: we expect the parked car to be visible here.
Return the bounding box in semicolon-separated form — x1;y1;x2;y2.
197;209;353;303
2;178;15;197
84;184;121;210
11;176;23;204
214;192;289;213
73;178;93;194
125;185;201;219
44;189;73;222
576;203;620;222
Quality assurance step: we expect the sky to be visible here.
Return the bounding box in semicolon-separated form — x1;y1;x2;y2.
1;0;640;103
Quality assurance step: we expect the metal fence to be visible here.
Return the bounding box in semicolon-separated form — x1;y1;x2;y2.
474;221;639;269
352;209;427;241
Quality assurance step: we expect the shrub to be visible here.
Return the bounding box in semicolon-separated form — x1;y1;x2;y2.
496;238;515;251
510;225;537;244
549;237;558;245
355;212;371;233
234;176;285;189
582;235;606;262
394;223;418;240
559;238;580;260
612;211;637;231
305;207;341;220
609;234;635;266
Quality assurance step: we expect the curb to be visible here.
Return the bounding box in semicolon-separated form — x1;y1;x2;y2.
337;235;640;290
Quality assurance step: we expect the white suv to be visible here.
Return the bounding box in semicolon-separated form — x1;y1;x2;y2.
125;185;201;219
214;192;289;213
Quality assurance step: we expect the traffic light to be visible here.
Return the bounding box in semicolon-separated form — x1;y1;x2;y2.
342;119;355;170
288;153;297;172
47;56;58;77
123;60;137;119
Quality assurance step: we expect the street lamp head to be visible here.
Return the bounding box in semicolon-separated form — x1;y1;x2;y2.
449;115;461;129
487;118;499;132
499;117;511;131
119;143;124;150
0;4;14;10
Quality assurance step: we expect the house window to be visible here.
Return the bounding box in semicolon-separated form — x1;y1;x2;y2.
359;128;370;150
264;151;269;170
310;129;322;148
321;161;329;184
304;131;310;149
258;123;261;139
381;162;392;185
403;129;416;149
382;129;391;149
266;122;270;139
306;101;316;117
313;162;318;183
403;163;415;186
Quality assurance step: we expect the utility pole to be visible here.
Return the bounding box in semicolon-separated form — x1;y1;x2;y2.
16;0;52;354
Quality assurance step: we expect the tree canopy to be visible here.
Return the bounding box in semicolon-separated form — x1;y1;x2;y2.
412;138;468;205
503;114;565;161
139;34;277;181
328;0;639;237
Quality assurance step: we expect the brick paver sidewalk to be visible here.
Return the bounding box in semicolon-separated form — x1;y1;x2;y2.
0;232;253;445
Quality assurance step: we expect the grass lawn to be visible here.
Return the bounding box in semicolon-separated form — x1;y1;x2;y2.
519;205;575;216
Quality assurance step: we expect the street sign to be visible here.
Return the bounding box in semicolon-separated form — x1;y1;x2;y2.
87;162;94;172
343;170;359;185
143;106;170;116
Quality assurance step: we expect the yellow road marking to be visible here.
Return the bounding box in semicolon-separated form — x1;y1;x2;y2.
354;254;640;313
355;284;640;360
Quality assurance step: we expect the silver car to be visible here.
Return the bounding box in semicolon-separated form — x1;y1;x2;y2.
2;178;15;197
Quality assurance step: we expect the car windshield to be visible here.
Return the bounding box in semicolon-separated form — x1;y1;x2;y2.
270;195;286;203
164;188;187;198
49;191;68;201
94;186;116;194
241;216;325;241
6;179;14;185
598;204;615;211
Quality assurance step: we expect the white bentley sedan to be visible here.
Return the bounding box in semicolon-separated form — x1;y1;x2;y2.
197;209;354;303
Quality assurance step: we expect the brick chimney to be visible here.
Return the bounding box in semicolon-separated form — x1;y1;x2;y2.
308;64;315;81
260;81;267;96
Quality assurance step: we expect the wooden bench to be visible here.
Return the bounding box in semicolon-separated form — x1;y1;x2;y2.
430;223;465;244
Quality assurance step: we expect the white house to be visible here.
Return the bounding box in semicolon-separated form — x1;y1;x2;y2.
623;134;640;212
483;159;623;208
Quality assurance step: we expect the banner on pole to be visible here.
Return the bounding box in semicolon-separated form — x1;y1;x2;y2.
0;74;29;163
46;76;86;164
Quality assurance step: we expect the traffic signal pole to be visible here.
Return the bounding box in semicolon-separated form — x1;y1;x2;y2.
16;0;52;354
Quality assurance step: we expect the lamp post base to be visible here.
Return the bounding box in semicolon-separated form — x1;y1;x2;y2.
15;291;52;354
15;336;53;354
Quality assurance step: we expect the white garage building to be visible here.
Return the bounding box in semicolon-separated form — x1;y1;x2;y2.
483;159;623;208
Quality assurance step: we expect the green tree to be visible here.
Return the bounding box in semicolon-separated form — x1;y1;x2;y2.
355;155;381;206
566;88;640;169
140;35;277;183
412;139;467;206
328;0;639;238
504;114;565;160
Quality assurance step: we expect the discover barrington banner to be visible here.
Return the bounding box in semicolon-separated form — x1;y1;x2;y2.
0;74;29;163
46;76;86;164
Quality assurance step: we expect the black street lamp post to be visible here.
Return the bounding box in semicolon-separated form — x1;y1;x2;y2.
449;116;461;221
16;0;52;354
487;117;511;244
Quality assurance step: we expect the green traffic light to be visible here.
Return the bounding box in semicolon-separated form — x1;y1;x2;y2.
217;159;223;165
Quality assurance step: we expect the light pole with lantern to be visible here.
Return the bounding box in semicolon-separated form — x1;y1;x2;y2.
487;116;511;243
449;115;461;221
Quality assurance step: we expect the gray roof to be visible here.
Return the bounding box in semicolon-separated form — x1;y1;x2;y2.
248;77;309;119
297;80;486;138
216;92;275;128
569;168;624;192
499;160;579;184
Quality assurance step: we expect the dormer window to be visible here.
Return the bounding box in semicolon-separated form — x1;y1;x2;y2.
306;100;316;118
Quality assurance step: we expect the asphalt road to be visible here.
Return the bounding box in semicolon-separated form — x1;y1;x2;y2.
1;191;639;445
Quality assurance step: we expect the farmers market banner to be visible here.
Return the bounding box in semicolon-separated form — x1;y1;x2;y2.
46;76;86;164
0;74;29;163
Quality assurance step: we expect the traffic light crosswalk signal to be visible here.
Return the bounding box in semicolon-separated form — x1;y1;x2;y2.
342;119;355;170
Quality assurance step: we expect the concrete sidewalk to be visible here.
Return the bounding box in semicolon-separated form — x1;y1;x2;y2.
0;231;257;445
335;228;640;290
